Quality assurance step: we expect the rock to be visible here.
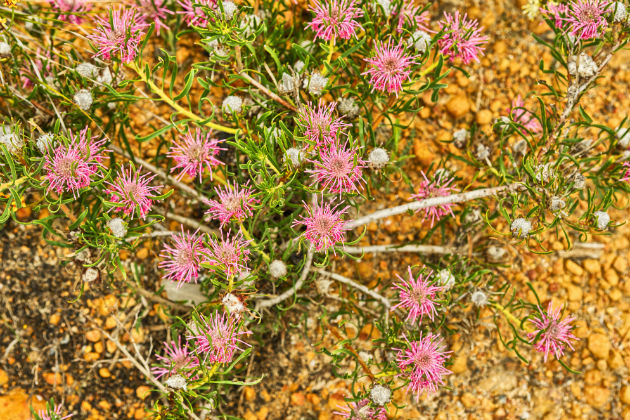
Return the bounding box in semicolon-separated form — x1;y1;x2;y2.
49;313;60;326
621;386;630;405
609;350;625;370
584;369;601;385
460;392;476;408
291;392;305;406
446;95;471;118
588;333;611;360
566;260;584;276
605;269;619;286
613;256;628;273
450;354;468;374
0;389;47;420
532;389;554;417
136;385;151;400
243;411;257;420
98;367;111;378
162;279;206;305
583;259;600;274
43;372;62;385
256;407;269;420
86;329;101;342
476;109;493;125
584;385;610;408
0;369;8;386
566;284;583;301
477;368;517;393
243;386;256;401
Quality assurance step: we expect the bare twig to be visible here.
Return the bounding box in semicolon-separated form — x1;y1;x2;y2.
315;270;391;309
239;72;298;112
165;211;217;235
124;279;192;312
342;244;460;255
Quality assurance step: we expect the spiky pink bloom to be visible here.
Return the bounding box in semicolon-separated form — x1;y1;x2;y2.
187;311;251;364
566;0;609;39
44;127;107;198
152;335;200;378
105;165;163;220
334;399;387;420
528;301;579;362
395;1;430;33
362;39;416;96
297;101;350;146
392;266;443;324
437;11;488;64
307;141;365;195
48;0;93;24
510;95;542;134
395;333;452;398
410;171;456;227
540;3;570;28
307;0;364;41
178;0;216;27
204;182;258;227
292;198;349;252
622;162;630;182
88;8;147;63
204;231;251;278
33;404;72;420
159;228;207;287
168;128;225;182
134;0;173;35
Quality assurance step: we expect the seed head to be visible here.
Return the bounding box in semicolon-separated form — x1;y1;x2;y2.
0;126;23;154
471;290;488;307
221;1;238;19
278;72;299;94
435;269;455;290
285;147;304;166
164;374;188;390
593;210;610;230
609;1;627;22
82;268;99;283
411;30;432;53
304;71;328;96
368;147;390;169
370;384;391;406
511;217;532;238
568;53;598;78
269;260;288;278
107;218;127;238
76;62;98;79
222;293;245;315
616;127;630;149
36;132;55;154
0;41;10;56
222;95;243;113
549;196;566;212
337;97;360;119
73;89;93;111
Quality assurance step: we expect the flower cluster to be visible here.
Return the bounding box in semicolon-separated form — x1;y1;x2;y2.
410;171;457;227
392;266;443;324
437;11;488;64
528;302;579;362
187;311;251;364
396;333;452;398
168;128;225;182
307;0;364;41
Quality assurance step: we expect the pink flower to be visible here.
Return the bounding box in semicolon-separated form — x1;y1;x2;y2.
188;311;251;364
307;141;365;195
204;182;258;227
540;3;570;28
395;333;451;398
159;228;207;287
133;0;173;35
297;101;350;146
528;301;579;362
178;0;216;27
362;39;416;96
204;231;251;278
88;8;147;63
395;1;430;33
307;0;364;42
33;404;72;420
20;50;52;90
44;127;107;198
510;95;542;134
106;164;163;220
48;0;92;24
622;162;630;182
566;0;609;40
437;11;488;64
152;335;200;378
334;398;387;420
168;128;225;182
410;171;456;227
292;198;349;252
392;266;443;324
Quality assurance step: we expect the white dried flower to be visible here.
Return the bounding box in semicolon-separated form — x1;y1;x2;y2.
83;268;99;283
285;147;304;166
221;1;238;19
568;53;598;78
411;30;432;53
436;269;456;290
453;128;468;142
534;163;553;183
241;13;262;36
609;1;627;22
73;89;93;111
0;126;23;154
511;218;532;238
76;62;98;79
278;73;298;94
486;245;507;263
222;95;243;114
594;211;610;230
549;196;566;212
471;291;488;307
370;384;391;406
165;374;187;391
74;248;91;263
107;218;127;238
522;0;540;19
368;148;389;168
206;38;228;56
98;67;113;85
512;139;528;156
315;277;333;295
616;127;630;149
571;172;586;190
476;143;490;160
222;293;245;314
36;133;55;154
24;16;42;31
294;60;306;73
337;97;360;118
269;260;287;278
0;41;10;56
375;0;393;14
304;71;328;96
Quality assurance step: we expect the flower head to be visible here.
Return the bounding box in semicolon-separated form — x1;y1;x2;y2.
33;404;72;420
204;181;258;227
297;101;350;146
566;0;609;39
362;39;416;96
178;0;216;27
370;384;391;406
593;210;610;229
307;141;365;195
392;266;443;324
152;335;200;378
510;95;542;134
622;162;630;182
396;333;451;398
437;11;488;64
334;398;387;420
105;164;163;220
528;301;579;362
188;311;251;364
511;217;532;238
88;8;147;63
134;0;173;35
43;127;107;198
410;171;456;227
204;231;251;278
107;218;127;238
292;198;349;252
395;1;430;33
168;128;225;182
541;2;570;28
159;228;207;287
48;0;93;24
307;0;364;41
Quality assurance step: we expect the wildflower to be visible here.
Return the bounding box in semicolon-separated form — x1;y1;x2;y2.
510;95;542;134
269;260;288;278
164;374;188;390
159;228;206;287
410;171;456;227
609;1;627;22
541;2;570;28
297;101;350;146
395;1;430;33
152;335;200;378
622;162;630;182
168;128;225;182
33;404;72;420
304;71;329;96
88;8;147;63
76;62;98;79
337;97;360;119
307;0;363;42
437;11;488;64
222;293;245;315
370;384;391;405
43;127;107;198
73;89;93;111
0;41;10;55
105;164;163;220
178;0;216;27
222;95;243;113
362;39;416;96
566;0;608;40
204;231;251;278
471;290;488;307
308;141;365;195
188;311;251;364
107;218;127;238
528;302;579;362
334;399;387;420
48;0;92;24
411;30;432;53
435;269;455;290
593;210;610;229
134;0;173;35
392;266;443;324
221;1;238;19
20;49;52;89
36;132;55;153
292;198;349;252
285;147;304;166
204;181;258;227
368;147;389;169
278;72;299;94
395;333;451;398
511;217;532;238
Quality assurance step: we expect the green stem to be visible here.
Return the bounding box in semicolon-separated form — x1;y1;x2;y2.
321;38;336;76
0;175;29;192
491;302;534;333
418;59;440;78
238;221;270;263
